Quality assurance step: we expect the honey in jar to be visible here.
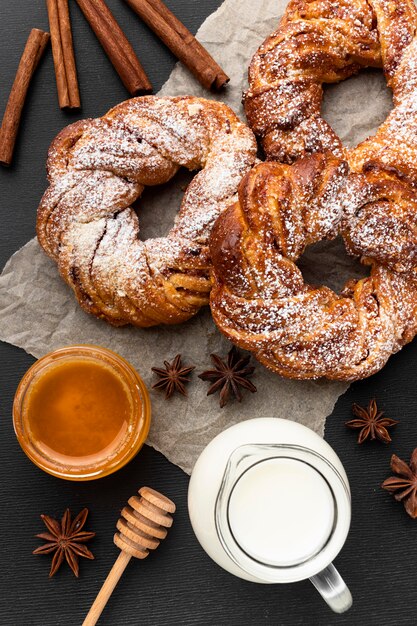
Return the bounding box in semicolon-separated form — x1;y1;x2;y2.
13;345;151;480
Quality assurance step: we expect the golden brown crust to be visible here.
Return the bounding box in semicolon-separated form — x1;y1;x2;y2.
36;96;257;327
244;0;417;162
210;1;417;380
210;155;417;380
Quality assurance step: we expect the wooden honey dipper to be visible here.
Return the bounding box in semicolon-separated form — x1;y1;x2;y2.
83;486;176;626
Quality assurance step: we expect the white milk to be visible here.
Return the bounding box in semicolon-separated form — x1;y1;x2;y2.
188;418;351;591
228;458;335;567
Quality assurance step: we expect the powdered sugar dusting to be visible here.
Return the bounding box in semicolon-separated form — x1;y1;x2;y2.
244;0;383;161
37;96;257;326
210;0;417;381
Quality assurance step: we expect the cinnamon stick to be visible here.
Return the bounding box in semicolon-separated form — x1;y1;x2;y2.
123;0;229;91
0;29;50;167
46;0;80;109
75;0;152;95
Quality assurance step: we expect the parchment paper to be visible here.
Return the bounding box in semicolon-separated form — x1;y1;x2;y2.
0;0;393;474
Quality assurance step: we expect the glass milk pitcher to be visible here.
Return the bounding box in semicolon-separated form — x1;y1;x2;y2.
188;418;352;613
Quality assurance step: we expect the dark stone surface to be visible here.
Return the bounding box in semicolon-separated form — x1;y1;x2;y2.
1;1;416;624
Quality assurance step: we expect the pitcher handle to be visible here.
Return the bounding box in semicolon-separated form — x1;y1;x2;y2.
309;563;352;613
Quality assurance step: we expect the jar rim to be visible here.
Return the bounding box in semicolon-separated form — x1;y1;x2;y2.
13;344;151;481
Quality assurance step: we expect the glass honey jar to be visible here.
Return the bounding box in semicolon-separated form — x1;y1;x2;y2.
13;345;151;480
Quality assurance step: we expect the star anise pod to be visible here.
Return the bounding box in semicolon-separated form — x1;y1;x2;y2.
382;448;417;518
152;354;195;399
199;346;257;408
33;508;95;577
345;399;398;444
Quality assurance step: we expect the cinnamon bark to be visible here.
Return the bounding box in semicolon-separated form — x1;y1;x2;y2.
75;0;152;95
0;29;50;167
46;0;80;109
124;0;229;91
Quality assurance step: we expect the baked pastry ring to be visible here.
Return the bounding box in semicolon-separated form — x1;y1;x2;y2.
37;96;257;326
244;0;416;163
210;1;417;381
244;0;417;272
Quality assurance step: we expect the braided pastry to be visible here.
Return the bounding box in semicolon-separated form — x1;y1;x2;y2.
210;0;417;380
37;96;257;327
244;0;416;163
